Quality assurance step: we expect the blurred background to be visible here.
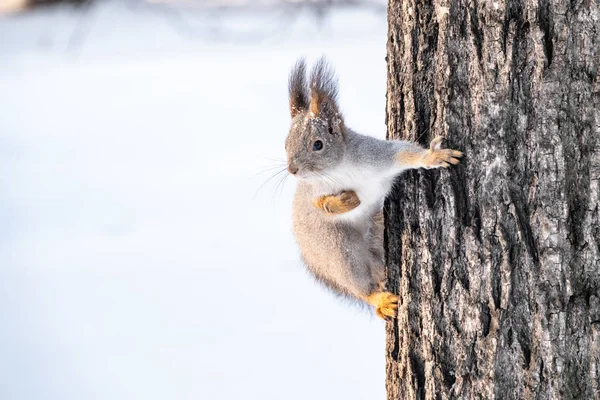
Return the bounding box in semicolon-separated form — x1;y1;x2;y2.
0;1;388;399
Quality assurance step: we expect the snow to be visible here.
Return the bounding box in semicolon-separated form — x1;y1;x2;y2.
0;3;388;399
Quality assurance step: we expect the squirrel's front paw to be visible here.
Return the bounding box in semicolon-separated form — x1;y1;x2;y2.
422;136;463;169
366;292;399;321
312;190;361;215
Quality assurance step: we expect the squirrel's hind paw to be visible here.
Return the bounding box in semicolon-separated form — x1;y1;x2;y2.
367;292;399;321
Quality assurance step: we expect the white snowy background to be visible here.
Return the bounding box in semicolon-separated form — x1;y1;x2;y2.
0;3;389;399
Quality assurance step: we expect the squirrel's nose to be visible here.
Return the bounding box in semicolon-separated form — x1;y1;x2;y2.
288;163;299;175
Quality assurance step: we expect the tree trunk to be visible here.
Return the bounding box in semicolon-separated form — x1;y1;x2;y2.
384;0;600;398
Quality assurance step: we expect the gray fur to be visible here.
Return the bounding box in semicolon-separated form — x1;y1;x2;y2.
285;59;433;303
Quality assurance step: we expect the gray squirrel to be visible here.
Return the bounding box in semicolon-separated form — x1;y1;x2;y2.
286;58;463;320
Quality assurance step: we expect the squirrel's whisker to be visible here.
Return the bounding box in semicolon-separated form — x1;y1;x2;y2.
254;168;287;200
270;173;289;205
252;164;288;178
261;156;287;163
318;170;344;189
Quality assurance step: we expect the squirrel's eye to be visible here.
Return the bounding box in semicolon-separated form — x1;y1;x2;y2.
313;140;323;151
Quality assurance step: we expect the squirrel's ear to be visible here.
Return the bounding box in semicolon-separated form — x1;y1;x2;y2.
289;58;309;118
309;57;344;133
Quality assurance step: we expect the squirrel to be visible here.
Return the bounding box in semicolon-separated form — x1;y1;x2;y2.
285;58;463;320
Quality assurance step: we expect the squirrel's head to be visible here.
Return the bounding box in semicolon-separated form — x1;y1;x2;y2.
285;58;346;179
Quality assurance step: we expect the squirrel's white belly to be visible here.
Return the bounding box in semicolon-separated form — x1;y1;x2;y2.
320;166;395;224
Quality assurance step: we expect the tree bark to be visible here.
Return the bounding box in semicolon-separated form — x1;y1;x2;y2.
384;0;600;398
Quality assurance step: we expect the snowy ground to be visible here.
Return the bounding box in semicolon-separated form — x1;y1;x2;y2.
0;3;388;399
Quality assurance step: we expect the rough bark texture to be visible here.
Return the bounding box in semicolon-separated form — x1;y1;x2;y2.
384;0;600;398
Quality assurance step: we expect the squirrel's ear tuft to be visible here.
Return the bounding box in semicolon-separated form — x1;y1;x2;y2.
309;57;343;130
289;58;309;118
